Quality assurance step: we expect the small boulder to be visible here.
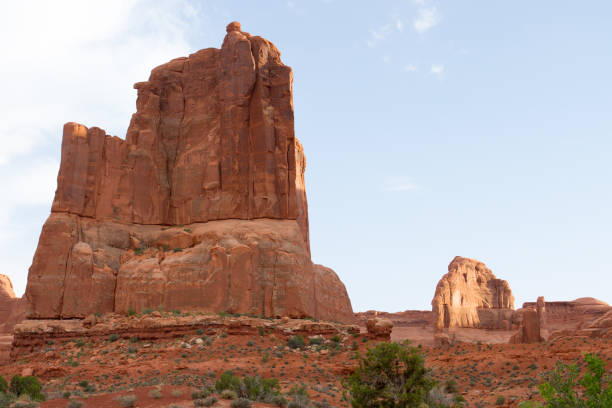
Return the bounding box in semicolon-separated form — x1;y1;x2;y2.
365;317;393;340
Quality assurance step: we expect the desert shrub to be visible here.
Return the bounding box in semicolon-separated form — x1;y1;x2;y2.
517;402;541;408
0;392;12;408
148;388;162;399
216;371;241;393
444;379;458;394
287;335;305;350
532;353;612;407
343;341;434;408
66;400;84;408
230;398;253;408
271;395;288;407
192;389;211;400
117;394;137;407
495;395;506;405
425;385;454;407
108;333;119;342
127;308;136;316
308;337;323;346
171;389;183;397
0;375;6;393
287;395;310;408
9;376;45;402
221;390;238;400
240;376;280;401
201;396;219;406
12;399;39;408
312;399;331;408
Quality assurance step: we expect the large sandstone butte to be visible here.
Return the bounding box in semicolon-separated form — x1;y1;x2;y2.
24;22;354;324
432;256;514;330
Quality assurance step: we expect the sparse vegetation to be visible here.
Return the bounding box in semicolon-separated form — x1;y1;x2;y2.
9;375;45;402
117;394;137;407
343;341;434;407
519;353;612;407
230;397;253;408
287;335;305;350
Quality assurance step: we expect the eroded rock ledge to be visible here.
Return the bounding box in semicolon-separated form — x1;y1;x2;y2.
11;313;359;359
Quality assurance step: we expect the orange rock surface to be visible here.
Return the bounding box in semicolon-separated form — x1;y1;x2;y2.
24;22;354;324
0;274;26;334
432;256;514;330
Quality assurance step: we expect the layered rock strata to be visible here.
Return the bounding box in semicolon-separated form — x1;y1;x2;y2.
24;22;354;324
432;256;514;330
11;313;359;358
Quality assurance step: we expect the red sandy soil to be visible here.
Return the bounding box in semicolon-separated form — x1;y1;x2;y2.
1;320;610;408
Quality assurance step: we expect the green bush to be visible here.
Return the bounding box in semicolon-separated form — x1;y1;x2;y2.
0;375;6;393
192;388;211;400
519;353;612;407
308;337;323;346
343;342;434;408
495;395;506;405
108;333;119;342
287;335;305;350
240;376;280;401
66;400;84;408
216;371;241;393
9;375;45;402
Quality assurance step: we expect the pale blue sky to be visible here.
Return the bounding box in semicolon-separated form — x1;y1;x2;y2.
1;1;611;311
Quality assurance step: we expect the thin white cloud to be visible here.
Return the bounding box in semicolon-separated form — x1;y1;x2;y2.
0;0;200;163
413;6;440;34
0;0;205;296
396;18;404;32
383;178;418;192
430;64;444;78
383;55;391;64
404;64;418;72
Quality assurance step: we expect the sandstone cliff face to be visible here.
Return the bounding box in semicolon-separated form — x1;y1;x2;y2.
51;21;308;244
509;308;542;344
25;22;354;324
432;256;514;330
0;275;26;333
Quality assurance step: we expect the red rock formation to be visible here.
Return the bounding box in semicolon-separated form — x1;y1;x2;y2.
0;275;26;333
509;308;542;344
24;22;354;324
432;256;514;330
365;317;393;340
522;297;610;332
